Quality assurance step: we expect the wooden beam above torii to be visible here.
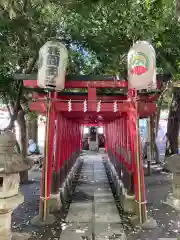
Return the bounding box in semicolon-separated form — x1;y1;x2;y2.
14;73;169;118
29;101;156;118
14;73;170;89
31;92;160;102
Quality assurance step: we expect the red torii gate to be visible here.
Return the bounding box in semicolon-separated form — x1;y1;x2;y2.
17;73;168;226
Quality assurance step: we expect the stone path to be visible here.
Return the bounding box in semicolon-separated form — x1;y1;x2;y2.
59;153;126;240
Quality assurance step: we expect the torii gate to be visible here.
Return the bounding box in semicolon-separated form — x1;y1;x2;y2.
14;40;170;227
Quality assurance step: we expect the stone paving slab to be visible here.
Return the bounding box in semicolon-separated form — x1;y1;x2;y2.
94;222;126;240
95;196;115;203
59;223;93;240
66;202;93;222
95;201;121;223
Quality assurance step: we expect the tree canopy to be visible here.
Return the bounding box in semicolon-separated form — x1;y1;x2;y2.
0;0;179;77
0;0;179;109
1;0;180;163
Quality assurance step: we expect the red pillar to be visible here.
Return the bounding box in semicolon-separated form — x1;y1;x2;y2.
64;118;68;178
80;125;83;152
104;124;108;153
69;120;73;168
66;120;70;173
39;91;56;219
60;116;66;184
78;123;82;155
128;88;147;223
46;96;56;199
51;113;63;193
88;87;97;111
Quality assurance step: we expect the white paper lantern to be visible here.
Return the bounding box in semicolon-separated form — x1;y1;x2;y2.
127;41;156;90
37;41;68;90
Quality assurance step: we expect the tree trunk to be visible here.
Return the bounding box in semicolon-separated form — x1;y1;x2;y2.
152;114;160;163
142;82;170;164
17;108;29;184
176;0;180;18
165;87;180;156
27;116;38;142
143;114;160;164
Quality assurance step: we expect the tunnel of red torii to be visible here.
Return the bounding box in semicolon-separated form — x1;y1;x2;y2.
13;39;171;227
14;72;170;224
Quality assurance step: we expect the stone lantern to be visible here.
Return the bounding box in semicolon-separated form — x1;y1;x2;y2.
0;130;33;240
164;154;180;210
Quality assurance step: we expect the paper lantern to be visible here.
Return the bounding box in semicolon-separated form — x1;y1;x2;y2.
128;41;156;90
37;41;68;90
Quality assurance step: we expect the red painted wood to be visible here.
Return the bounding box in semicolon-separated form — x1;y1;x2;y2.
24;79;128;88
88;87;97;112
47;99;56;198
62;117;66;171
127;89;147;214
55;114;63;171
32;92;159;102
29;101;156;118
30;102;46;113
25;75;161;219
54;102;130;112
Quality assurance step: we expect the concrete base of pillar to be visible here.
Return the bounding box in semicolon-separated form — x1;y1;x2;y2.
49;193;62;213
60;157;83;207
60;185;68;206
60;188;66;207
31;214;55;226
12;232;31;240
131;215;157;229
105;161;136;214
164;194;180;211
115;179;135;214
141;217;157;229
51;172;61;194
65;179;71;197
116;179;122;198
121;193;136;214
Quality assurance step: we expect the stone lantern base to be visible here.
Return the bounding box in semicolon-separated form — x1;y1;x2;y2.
0;130;33;240
12;232;31;240
0;192;29;240
165;194;180;211
163;154;180;210
0;192;24;210
0;211;30;240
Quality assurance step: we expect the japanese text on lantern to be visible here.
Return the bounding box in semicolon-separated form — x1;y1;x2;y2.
45;46;60;84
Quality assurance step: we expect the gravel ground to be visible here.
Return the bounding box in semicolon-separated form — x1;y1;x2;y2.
126;170;180;240
12;169;80;240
